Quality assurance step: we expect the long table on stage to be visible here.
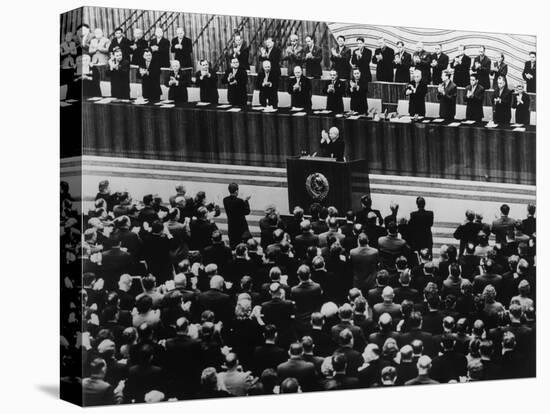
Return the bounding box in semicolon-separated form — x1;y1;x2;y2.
78;100;536;185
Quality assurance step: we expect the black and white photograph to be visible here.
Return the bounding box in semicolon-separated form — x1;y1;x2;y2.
57;3;541;407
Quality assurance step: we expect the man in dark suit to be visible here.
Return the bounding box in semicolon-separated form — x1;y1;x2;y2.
291;265;323;335
108;27;131;61
202;231;232;277
430;44;449;85
256;60;279;108
303;35;323;79
227;34;250;70
393;41;412;83
330;35;352;79
100;239;134;290
512;83;531;125
429;334;467;383
319;127;345;161
321;353;360;390
195;59;219;104
294;220;319;260
323;70;346;113
288;66;312;110
491;204;516;245
492;76;512;124
372;38;395;82
189;206;218;251
406;69;428;116
261;283;296;349
351;37;373;83
437;70;457;121
149;27;171;68
141;221;175;284
223;57;248;107
408;196;434;254
471;46;491;90
277;342;317;391
368;313;400;348
162;317;203;398
283;34;303;74
129;28;148;67
378;222;410;270
331;304;367;353
83;358;118;406
348;68;369;114
464;73;485;122
522;52;536;93
453;209;482;256
165;59;189;104
259;37;281;77
138;49;162;102
522;204;536;236
398;312;437;357
107;47;130;99
197;275;233;324
223;182;250;249
412;42;432;84
171;27;193;69
252;324;287;376
350;233;379;293
450;45;471;87
404;356;439;385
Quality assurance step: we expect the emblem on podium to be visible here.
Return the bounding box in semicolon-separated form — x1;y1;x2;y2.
305;172;330;201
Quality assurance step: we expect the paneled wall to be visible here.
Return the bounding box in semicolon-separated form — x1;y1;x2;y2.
60;6;337;72
329;23;536;87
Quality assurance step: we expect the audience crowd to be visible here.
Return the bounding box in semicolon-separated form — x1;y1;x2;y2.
60;179;536;405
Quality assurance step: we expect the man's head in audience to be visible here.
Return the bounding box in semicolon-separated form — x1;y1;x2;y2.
413;69;422;83
154;27;163;39
262;60;271;74
209;275;224;291
280;378;300;393
230;57;240;70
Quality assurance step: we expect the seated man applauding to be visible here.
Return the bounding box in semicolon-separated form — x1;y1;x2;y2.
256;60;279;108
323;69;346;113
138;48;161;102
319;127;345;161
223;57;248;107
287;66;312;111
165;59;189;104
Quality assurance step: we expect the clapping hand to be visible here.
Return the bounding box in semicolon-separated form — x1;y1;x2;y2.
151;45;159;52
139;68;148;76
306;52;313;59
321;129;329;143
175;44;182;49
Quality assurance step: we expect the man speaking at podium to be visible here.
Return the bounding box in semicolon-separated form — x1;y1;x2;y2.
319;127;345;161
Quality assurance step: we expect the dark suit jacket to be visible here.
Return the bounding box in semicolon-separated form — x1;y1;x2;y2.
129;38;148;66
511;92;531;125
398;328;437;357
194;69;219;104
413;50;432;83
303;45;323;78
189;218;218;251
464;84;485;121
227;43;250;70
430;53;449;84
492;87;512;124
149;36;171;68
162;334;203;394
350;245;379;291
107;59;130;99
165;69;189;103
291;280;323;317
522;60;536;93
197;289;233;323
261;298;296;346
450;54;471;87
277;358;317;391
294;233;319;259
372;46;395;82
407;80;428;116
454;220;482;254
472;55;492;89
253;343;287;376
323;79;346;113
100;247;134;290
408;209;434;251
348;77;369;114
259;47;282;76
138;61;162;102
522;216;536;236
330;46;352;79
141;233;174;283
351;47;373;82
430;351;467;383
124;364;165;403
437;81;457;120
170;36;193;68
203;243;233;276
491;216;516;244
287;76;312;110
223;195;250;247
393;50;412;83
222;68;248;107
256;70;279;107
322;373;360;390
108;36;132;60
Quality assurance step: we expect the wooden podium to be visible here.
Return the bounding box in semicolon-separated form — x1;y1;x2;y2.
286;156;370;214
